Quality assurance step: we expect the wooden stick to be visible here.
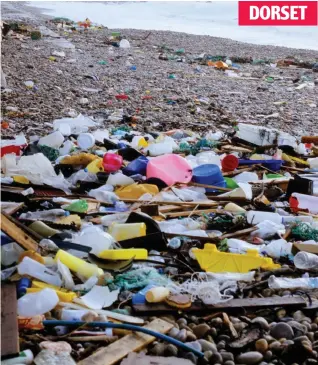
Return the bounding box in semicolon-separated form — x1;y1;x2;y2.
187;182;231;192
122;199;219;207
165;208;218;218
219;227;257;239
1;213;39;251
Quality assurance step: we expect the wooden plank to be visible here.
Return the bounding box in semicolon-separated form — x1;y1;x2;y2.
1;213;39;251
165;208;218;218
1;284;20;356
78;318;173;365
122;199;219;207
133;297;306;316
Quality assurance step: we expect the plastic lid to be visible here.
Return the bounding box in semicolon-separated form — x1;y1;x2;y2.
222;154;239;172
77;133;95;150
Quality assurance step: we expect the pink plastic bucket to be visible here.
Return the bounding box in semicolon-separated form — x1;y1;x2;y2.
146;154;192;186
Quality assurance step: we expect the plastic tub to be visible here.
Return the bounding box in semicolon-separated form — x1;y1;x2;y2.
122;156;149;176
146;154;192;186
192;164;226;192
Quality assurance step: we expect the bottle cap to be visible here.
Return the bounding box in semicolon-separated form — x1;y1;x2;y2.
77;133;95;150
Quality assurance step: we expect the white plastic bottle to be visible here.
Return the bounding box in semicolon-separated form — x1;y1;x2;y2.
38;131;64;148
294;251;318;270
18;257;62;287
269;275;318;289
20;209;66;221
17;288;59;316
1;350;34;365
246;211;282;225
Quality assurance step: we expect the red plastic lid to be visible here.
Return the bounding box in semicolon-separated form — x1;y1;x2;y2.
102;153;123;172
221;154;239;172
289;196;299;212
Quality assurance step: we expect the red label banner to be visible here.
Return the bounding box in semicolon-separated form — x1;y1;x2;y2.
238;1;318;26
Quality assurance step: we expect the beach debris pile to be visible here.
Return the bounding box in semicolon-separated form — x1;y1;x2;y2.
1;114;318;365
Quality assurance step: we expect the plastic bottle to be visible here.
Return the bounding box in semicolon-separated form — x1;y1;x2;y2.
55;249;103;278
38;131;64;149
269;275;318;289
59;140;74;156
147;143;173;156
88;185;119;204
109;222;146;241
106;173;135;186
145;287;170;303
17;288;59;316
18;257;62;287
263;239;292;259
246;211;282;225
1;350;34;365
282;215;314;224
64;199;88;213
294;251;318;270
68;169;98;185
77;133;95;150
1;241;24;266
20;209;67;221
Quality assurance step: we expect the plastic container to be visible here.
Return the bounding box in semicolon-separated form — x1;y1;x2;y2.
146;154;192;186
193;243;280;273
17;288;59;317
1;350;34;365
290;193;318;214
106;173;135;186
145;287;170;303
18;257;62;287
119;39;130;48
55;250;103;278
38;131;64;149
147;143;173;156
222;155;239;172
97;248;148;260
294;251;318;270
122;156;149;176
109;222;146;241
86;158;104;173
79;226;115;255
131;136;148;149
26;287;77;302
246;211;282;225
58;123;71;136
77;133;95;150
115;184;159;199
59;140;74;156
132;284;157;305
192;164;226;192
269;276;318;289
308;158;318;169
102;153;123;173
17;278;32;297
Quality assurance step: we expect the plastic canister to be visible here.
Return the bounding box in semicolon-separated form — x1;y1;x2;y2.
145;287;170;303
146;154;192;186
18;257;62;287
55;250;103;278
102;153;123;172
192;164;226;192
115;183;159;199
246;211;282;225
122;156;149;176
131;136;148;149
38;131;64;149
221;154;239;172
58;123;71;136
77;133;95;150
109;222;146;241
17;288;59;317
147;143;173;156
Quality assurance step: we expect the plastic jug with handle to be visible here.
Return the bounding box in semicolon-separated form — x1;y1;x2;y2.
146;154;192;186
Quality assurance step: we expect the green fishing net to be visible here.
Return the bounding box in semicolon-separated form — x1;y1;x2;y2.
114;268;170;290
291;222;318;241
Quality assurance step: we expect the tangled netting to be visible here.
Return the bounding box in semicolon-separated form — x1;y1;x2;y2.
292;222;318;242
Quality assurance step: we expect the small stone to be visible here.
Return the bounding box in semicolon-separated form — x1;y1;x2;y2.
39;341;72;354
204;351;213;360
185;341;202;352
252;317;270;331
164;344;178;357
193;323;211;338
185;352;198;364
221;352;234;361
224;362;235;365
168;327;179;338
293;311;306;322
217;341;226;350
269;341;281;351
150;343;165;356
79;97;89;105
210;352;223;364
177;318;188;326
176;328;187;342
234;322;248;332
236;351;263;364
256;339;269;353
198;339;217;353
270;323;294;340
187;331;197;342
263;351;272;362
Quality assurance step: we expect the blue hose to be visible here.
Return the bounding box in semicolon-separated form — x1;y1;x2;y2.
43;320;204;358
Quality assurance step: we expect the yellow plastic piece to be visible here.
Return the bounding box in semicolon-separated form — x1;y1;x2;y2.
86;158;104;173
137;137;148;149
115;184;159;199
193;244;280;273
13;175;30;184
56;214;82;228
27;287;77;302
55;249;103;278
109;222;146;241
282;153;309;167
18;251;44;264
60;153;98;166
97;248;148;260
